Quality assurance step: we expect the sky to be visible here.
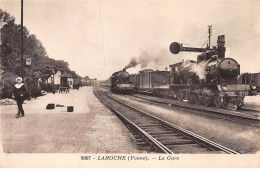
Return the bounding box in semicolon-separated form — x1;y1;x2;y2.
0;0;259;80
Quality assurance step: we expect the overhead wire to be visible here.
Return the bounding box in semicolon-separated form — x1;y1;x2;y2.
99;0;107;78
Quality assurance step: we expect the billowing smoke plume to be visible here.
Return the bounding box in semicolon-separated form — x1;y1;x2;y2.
124;57;139;69
138;52;162;68
181;60;207;80
190;62;206;80
124;50;170;70
124;50;207;80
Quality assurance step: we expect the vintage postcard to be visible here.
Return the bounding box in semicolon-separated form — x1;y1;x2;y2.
0;0;260;168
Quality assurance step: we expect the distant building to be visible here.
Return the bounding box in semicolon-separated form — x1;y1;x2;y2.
44;70;75;89
60;71;74;88
47;69;62;85
84;76;90;81
90;78;97;86
81;76;91;86
67;77;74;88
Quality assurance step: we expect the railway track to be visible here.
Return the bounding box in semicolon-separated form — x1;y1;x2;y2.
99;86;260;126
129;93;260;127
94;88;239;154
238;108;260;115
100;86;260;115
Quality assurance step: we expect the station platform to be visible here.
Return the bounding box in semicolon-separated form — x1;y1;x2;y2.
0;87;141;153
244;94;260;110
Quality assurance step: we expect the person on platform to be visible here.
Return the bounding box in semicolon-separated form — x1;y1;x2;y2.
12;77;27;118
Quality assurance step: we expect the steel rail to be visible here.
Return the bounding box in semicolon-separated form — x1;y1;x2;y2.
101;86;260;115
99;86;260;115
130;93;260;126
94;89;173;154
99;90;239;154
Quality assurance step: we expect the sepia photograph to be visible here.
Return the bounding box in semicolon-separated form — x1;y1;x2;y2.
0;0;260;168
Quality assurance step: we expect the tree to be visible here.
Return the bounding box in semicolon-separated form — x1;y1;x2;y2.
0;8;83;98
54;60;70;72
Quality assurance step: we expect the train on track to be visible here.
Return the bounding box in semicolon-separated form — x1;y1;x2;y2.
104;32;257;109
109;68;133;93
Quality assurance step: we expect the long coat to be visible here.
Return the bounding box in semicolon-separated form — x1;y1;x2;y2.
13;84;27;100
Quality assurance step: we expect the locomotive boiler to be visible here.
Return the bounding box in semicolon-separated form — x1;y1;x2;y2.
110;68;133;93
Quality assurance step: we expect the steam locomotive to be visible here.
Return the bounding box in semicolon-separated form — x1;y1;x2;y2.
109;68;133;93
129;35;257;109
105;32;257;109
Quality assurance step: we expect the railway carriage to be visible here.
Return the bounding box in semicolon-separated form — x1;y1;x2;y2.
131;70;170;97
130;74;139;89
138;69;153;89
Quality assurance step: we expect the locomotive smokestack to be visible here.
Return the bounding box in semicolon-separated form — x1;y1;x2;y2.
217;35;226;58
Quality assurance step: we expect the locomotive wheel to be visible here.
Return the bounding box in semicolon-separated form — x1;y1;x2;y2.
163;92;168;99
176;89;184;101
187;92;195;103
202;96;212;106
191;93;195;103
170;91;176;99
194;93;203;104
222;101;229;108
202;88;214;106
173;89;178;99
236;101;244;110
214;94;229;108
214;95;223;108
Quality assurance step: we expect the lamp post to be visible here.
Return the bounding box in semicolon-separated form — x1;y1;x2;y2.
21;0;24;79
25;58;32;100
52;68;56;94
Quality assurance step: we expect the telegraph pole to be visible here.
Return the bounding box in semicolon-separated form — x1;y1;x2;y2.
208;25;212;48
0;27;2;62
21;0;24;79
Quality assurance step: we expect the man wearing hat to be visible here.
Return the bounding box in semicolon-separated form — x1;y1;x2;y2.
13;77;27;118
